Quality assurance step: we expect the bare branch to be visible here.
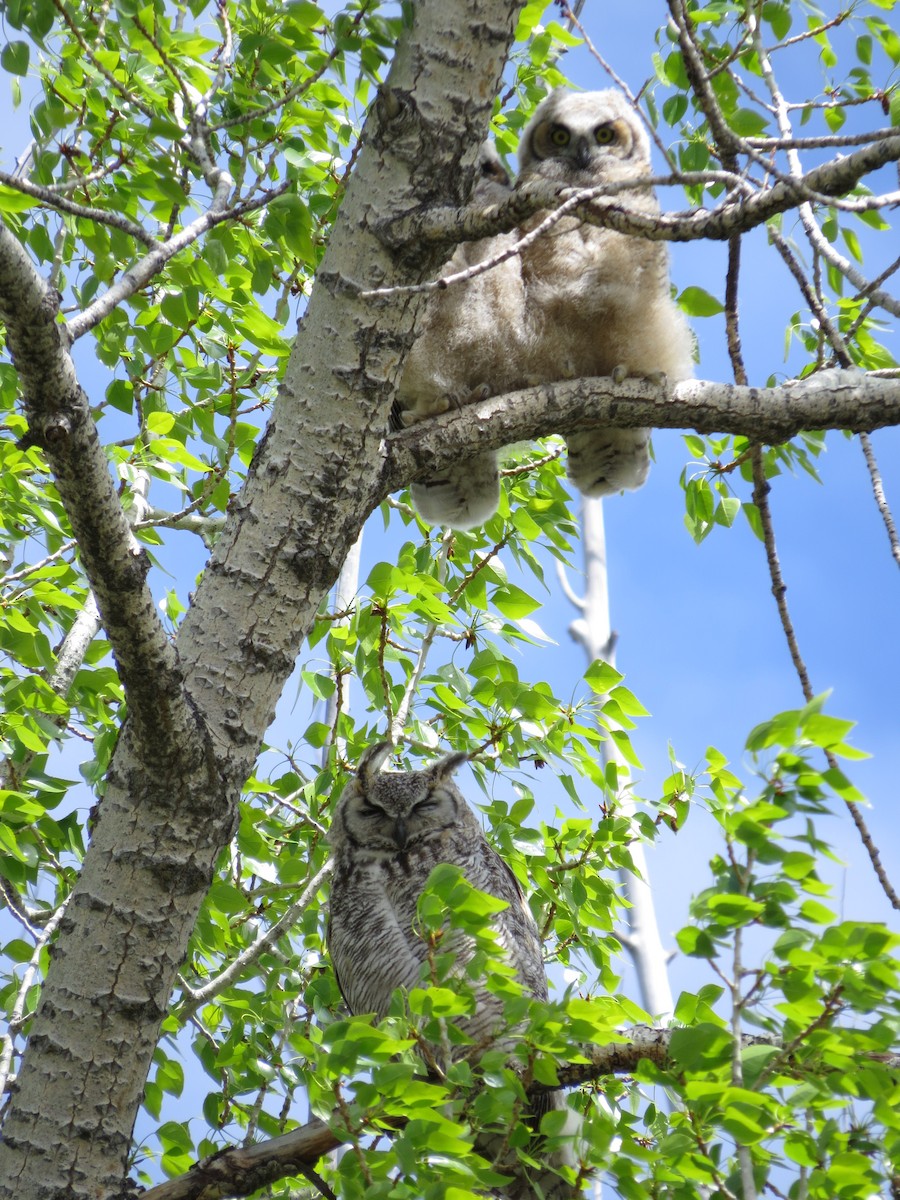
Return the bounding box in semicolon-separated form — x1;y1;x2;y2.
213;3;376;133
0;897;71;1100
747;11;900;319
65;183;289;341
382;137;900;263
859;432;900;570
47;0;156;122
751;449;900;911
0;173;154;245
0;218;188;746
390;530;454;740
137;1023;899;1200
559;3;675;166
139;1115;340;1200
381;374;900;497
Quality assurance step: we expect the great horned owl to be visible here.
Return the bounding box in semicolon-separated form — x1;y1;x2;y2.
393;90;693;527
516;87;694;497
392;143;526;530
327;743;549;1038
327;745;576;1197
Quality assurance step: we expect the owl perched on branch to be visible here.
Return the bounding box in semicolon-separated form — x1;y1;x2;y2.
392;88;694;529
327;743;549;1038
392;143;526;530
327;745;577;1198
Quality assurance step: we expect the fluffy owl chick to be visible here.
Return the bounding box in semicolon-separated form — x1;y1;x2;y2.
392;142;527;529
327;745;576;1198
517;88;694;497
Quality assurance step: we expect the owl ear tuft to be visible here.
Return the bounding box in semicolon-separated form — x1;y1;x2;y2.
357;742;393;782
432;751;469;781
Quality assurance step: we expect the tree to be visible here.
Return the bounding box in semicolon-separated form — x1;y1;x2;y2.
0;1;898;1199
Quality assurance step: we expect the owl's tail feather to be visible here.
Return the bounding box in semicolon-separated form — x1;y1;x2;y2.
411;451;500;530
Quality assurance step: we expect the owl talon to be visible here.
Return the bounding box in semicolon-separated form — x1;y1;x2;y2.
611;364;628;384
466;383;491;404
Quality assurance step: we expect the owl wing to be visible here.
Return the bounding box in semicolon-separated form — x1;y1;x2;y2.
327;863;428;1018
463;833;549;1004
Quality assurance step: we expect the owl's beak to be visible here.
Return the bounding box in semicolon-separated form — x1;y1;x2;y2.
393;816;409;850
574;137;592;171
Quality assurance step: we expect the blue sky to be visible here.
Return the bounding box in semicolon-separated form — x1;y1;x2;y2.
526;7;900;989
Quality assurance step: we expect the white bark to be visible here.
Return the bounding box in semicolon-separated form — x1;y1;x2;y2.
383;373;900;494
0;1;898;1195
566;501;674;1024
0;4;527;1197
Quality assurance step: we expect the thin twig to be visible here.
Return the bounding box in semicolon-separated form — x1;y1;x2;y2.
751;448;900;911
65;181;289;341
747;9;900;320
0;876;43;935
747;128;900;151
0;895;71;1099
213;3;376;134
859;432;900;570
390;529;453;741
48;0;156;121
559;4;675;166
177;860;335;1017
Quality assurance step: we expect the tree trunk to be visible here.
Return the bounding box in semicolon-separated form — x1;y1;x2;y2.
0;5;526;1197
567;500;674;1022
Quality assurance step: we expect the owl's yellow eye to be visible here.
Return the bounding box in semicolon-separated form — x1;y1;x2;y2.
550;125;570;147
595;124;616;145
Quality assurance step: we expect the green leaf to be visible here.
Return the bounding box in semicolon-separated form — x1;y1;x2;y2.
669;1023;733;1070
730;108;770;136
1;40;29;74
584;660;623;694
0;185;38;213
678;286;725;317
492;584;540;619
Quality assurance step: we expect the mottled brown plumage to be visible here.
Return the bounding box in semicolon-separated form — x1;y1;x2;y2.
393;143;523;529
327;744;548;1037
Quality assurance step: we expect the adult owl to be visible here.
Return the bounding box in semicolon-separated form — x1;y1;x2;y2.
393;89;693;527
327;745;575;1197
392;142;527;530
327;742;548;1039
516;87;694;497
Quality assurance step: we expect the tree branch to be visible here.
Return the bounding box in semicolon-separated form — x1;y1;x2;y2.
65;184;289;341
0;172;154;244
381;373;900;494
138;1023;900;1200
176;860;335;1019
381;131;900;259
0;6;532;1195
0;218;185;741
